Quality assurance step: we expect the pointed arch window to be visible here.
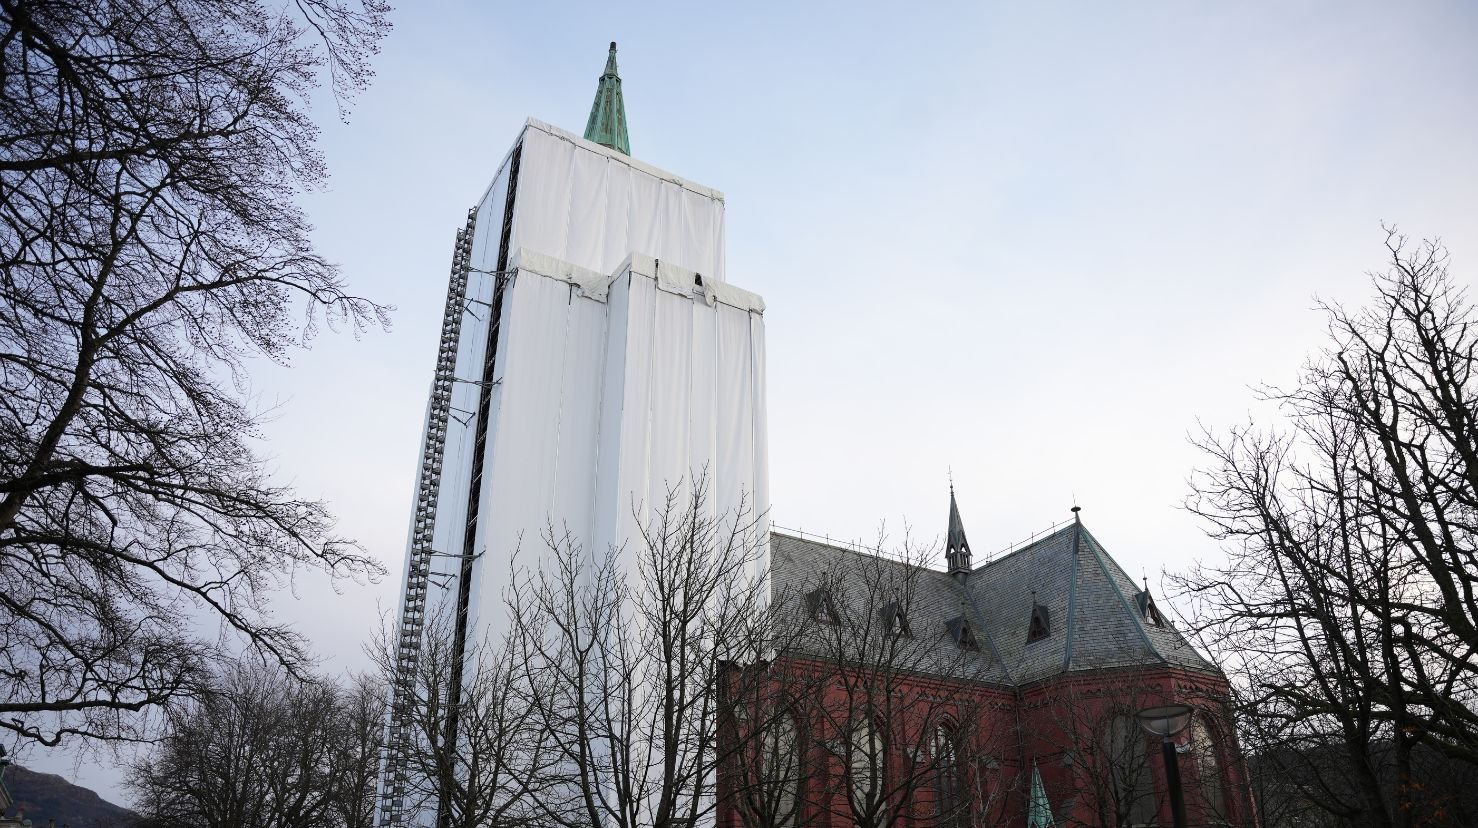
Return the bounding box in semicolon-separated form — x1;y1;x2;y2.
758;711;802;827
848;717;887;825
1104;715;1155;826
934;722;965;824
1192;719;1227;823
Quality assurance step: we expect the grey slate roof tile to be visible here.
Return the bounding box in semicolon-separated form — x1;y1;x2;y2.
769;521;1218;689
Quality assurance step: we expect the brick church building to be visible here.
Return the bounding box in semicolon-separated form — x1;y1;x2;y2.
719;491;1254;828
382;43;1254;828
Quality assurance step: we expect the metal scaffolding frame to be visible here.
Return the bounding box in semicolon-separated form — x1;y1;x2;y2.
377;208;478;827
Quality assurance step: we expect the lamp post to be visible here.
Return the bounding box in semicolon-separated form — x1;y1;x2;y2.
1136;703;1193;828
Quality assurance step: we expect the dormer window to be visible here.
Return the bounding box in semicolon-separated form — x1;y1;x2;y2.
882;601;910;637
946;616;979;652
1027;603;1051;643
806;588;839;625
1136;590;1164;627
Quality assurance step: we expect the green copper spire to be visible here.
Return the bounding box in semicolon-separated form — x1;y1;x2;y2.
1028;763;1057;828
584;41;630;155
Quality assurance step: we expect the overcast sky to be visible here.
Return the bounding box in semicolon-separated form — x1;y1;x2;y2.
34;0;1478;802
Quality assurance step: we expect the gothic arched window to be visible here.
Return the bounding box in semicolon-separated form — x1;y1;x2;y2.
760;711;802;827
848;717;887;825
1192;719;1227;823
934;723;965;824
1104;714;1155;826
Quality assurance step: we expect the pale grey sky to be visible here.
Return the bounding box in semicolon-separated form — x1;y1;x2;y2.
32;0;1478;803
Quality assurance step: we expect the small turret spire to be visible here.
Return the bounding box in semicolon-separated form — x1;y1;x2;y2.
947;484;972;581
584;41;630;155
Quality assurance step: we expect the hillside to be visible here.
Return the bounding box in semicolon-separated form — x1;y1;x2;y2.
3;765;135;827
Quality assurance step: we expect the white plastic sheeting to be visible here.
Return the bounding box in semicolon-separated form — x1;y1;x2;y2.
465;253;769;641
509;119;729;284
390;116;766;647
386;121;767;827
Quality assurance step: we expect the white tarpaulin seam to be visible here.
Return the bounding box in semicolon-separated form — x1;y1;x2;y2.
512;246;765;314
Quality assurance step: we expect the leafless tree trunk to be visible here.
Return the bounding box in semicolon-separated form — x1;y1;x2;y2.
329;673;387;828
783;533;1008;828
0;0;391;747
369;607;551;828
1036;678;1169;828
1173;229;1478;828
507;476;772;828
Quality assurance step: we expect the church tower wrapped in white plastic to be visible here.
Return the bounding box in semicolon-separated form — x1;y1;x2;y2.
377;45;769;827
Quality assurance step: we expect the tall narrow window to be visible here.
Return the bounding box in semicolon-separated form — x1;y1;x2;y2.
1104;715;1155;826
848;718;887;825
760;712;801;827
1192;720;1227;823
935;723;965;825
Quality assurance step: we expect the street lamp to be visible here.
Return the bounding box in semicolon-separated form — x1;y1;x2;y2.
1136;704;1193;828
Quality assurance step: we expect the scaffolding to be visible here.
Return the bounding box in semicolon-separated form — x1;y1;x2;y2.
377;208;478;827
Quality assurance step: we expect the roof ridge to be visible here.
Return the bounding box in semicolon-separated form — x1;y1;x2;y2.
973;522;1077;571
1078;526;1166;664
1060;519;1082;673
958;564;1014;685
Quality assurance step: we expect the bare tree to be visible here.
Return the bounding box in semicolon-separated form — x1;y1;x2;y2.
127;662;373;828
369;607;550;828
1174;229;1478;828
1035;678;1167;828
783;535;1009;828
0;0;392;747
719;638;822;828
507;477;772;828
328;673;386;828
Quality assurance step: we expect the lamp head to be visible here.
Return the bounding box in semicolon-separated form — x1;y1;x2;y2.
1135;704;1194;738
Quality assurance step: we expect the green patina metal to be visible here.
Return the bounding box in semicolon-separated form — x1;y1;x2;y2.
1028;762;1057;828
584;41;630;155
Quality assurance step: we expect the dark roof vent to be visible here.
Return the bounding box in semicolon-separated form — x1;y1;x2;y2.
1027;602;1051;643
806;588;839;625
946;615;979;651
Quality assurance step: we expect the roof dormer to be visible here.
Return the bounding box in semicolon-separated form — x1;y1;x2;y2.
1027;602;1051;644
882;601;911;637
806;587;839;625
946;615;979;652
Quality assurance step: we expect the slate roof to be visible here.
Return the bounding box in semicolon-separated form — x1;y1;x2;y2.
769;520;1219;688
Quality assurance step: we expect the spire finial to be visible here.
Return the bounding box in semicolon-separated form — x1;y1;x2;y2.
584;41;630;155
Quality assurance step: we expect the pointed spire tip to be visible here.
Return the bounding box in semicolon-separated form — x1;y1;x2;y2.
585;41;630;155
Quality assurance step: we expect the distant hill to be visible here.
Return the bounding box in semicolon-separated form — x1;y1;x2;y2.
3;764;135;828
